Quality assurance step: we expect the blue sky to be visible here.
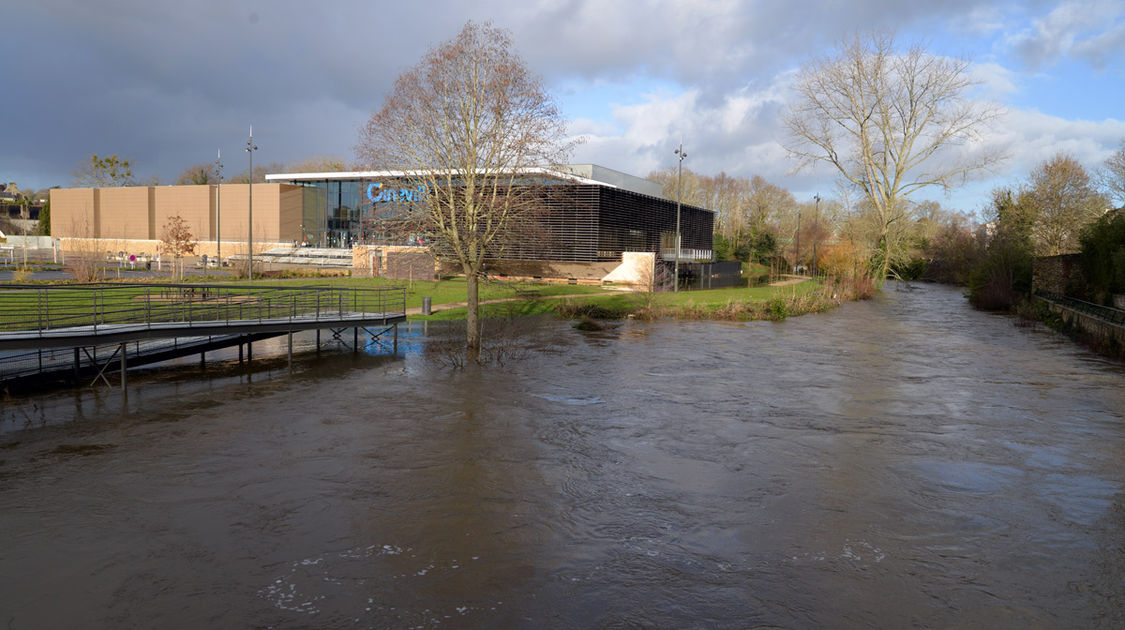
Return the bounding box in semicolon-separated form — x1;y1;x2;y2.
3;0;1124;215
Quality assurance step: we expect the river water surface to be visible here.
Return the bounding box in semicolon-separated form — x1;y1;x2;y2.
1;282;1123;628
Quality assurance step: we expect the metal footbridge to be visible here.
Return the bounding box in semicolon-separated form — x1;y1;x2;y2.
0;283;407;389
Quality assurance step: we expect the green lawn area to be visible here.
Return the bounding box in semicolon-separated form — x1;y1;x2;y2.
1;274;821;328
222;276;616;311
415;279;821;321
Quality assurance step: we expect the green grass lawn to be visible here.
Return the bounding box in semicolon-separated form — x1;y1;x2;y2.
221;276;616;310
1;273;821;329
0;276;619;330
414;279;820;321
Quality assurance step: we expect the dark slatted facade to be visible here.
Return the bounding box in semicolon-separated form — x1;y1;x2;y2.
498;184;713;263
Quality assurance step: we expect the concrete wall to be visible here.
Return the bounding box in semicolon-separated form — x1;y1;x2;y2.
602;252;656;288
1041;298;1125;349
59;237;291;259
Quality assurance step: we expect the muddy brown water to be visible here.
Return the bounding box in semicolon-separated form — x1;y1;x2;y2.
1;282;1123;628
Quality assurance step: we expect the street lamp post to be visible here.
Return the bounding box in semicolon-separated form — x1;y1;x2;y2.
214;149;223;269
794;208;802;275
246;125;258;280
674;142;687;292
812;193;821;277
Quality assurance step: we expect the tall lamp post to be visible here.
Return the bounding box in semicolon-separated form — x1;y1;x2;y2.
246;125;258;280
214;149;223;268
674;142;687;292
812;193;820;277
794;207;802;275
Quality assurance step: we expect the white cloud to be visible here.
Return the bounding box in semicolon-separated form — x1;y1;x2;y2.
1007;0;1125;69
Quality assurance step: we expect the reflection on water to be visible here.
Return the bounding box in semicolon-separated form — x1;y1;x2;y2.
1;282;1123;628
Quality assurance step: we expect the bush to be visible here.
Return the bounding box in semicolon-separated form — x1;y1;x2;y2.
766;298;789;321
1079;210;1125;304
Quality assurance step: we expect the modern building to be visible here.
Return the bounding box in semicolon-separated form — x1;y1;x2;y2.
50;164;715;285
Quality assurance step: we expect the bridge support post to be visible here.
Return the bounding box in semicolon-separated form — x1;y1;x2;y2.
316;329;320;355
353;327;358;353
393;323;398;355
238;341;243;363
73;347;80;382
288;331;293;372
120;342;127;391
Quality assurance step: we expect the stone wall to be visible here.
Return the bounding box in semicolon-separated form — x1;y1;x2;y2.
353;245;438;280
1032;254;1084;296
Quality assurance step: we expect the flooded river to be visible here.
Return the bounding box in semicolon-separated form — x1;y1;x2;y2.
1;282;1123;628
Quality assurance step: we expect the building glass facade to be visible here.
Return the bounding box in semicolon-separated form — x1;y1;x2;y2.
271;172;714;262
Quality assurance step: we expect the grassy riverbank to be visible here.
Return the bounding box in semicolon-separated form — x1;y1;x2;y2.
5;273;872;324
415;276;874;322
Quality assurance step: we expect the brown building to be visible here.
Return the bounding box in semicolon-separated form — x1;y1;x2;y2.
50;184;303;258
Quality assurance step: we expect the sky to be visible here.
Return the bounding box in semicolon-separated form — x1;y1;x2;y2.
3;0;1124;215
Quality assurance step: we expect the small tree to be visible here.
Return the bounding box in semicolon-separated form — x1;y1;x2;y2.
37;196;51;236
72;154;136;187
356;21;570;363
784;32;1003;284
160;215;197;280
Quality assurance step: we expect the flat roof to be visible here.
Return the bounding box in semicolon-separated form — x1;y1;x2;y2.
265;166;606;188
265;164;708;211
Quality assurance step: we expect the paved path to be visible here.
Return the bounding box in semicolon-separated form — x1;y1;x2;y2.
768;276;812;287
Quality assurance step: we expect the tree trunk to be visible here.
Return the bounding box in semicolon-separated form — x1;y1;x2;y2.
465;269;481;363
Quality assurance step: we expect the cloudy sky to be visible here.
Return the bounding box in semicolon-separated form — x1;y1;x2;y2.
3;0;1124;213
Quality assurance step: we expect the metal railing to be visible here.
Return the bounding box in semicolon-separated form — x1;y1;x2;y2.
0;283;407;335
1036;291;1125;326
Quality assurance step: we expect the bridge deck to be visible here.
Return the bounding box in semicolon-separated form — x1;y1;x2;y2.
0;310;404;350
0;283;407;385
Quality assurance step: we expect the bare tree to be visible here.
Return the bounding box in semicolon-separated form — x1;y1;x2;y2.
175;163;219;185
784;32;1003;283
1101;138;1125;206
356;21;570;363
72;154;136;187
1022;153;1109;256
287;155;350;173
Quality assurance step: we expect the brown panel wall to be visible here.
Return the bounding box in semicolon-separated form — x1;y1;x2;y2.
49;188;97;238
99;187;152;240
50;183;299;250
278;184;302;242
154;185;214;241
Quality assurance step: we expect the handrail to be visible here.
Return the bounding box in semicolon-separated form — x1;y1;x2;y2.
1036;291;1125;326
0;283;407;334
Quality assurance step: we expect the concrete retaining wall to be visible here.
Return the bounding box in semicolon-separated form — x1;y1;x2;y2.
1041;298;1125;347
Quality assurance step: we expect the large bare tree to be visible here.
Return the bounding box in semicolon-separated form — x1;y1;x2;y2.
356;22;570;362
1022;153;1109;256
784;32;1003;283
1102;138;1125;206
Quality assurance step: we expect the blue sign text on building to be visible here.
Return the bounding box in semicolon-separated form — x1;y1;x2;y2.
367;182;426;204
